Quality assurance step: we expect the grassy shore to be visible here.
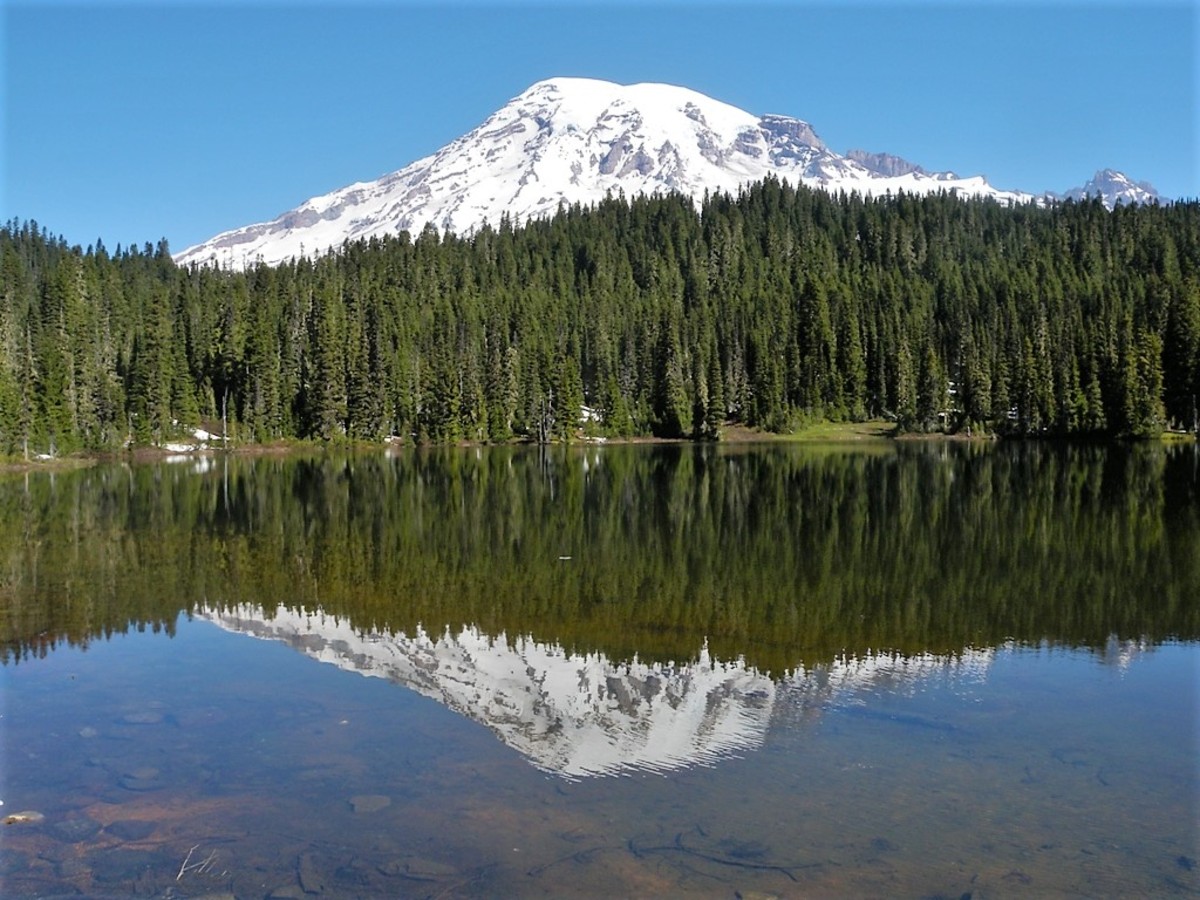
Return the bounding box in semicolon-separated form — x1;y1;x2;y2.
783;420;898;442
720;420;896;443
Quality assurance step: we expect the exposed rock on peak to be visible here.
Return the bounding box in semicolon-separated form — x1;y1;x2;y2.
758;114;825;150
846;149;929;179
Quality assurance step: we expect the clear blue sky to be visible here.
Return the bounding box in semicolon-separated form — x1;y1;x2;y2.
3;1;1195;254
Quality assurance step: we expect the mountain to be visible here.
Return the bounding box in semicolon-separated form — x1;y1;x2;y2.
173;78;1159;269
1058;168;1164;207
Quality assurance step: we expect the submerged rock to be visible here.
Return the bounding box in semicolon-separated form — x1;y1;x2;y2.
3;810;45;826
378;855;458;881
106;819;156;840
349;794;390;813
48;815;102;843
297;852;325;894
119;767;166;791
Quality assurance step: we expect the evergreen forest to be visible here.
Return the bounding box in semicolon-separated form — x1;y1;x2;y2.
2;180;1198;455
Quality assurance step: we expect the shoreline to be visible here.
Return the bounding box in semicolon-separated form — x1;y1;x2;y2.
1;421;1193;474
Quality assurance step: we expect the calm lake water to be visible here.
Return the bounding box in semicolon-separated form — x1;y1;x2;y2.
1;442;1197;898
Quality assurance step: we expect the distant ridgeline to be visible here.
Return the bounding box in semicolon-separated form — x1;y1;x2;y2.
2;444;1197;670
2;183;1199;453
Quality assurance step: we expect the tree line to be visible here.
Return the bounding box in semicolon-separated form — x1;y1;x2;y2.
2;180;1198;455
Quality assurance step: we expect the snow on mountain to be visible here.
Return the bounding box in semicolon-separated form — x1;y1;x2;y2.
173;78;1160;270
1058;168;1164;207
197;603;994;778
173;78;1033;269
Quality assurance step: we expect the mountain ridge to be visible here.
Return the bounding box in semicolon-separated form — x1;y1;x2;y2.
174;77;1164;269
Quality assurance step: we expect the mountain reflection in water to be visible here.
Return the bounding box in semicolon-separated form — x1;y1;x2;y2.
200;603;1005;778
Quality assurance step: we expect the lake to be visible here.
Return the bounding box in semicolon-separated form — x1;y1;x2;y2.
1;441;1197;898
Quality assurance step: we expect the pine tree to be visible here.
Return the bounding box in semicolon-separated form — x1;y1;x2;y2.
916;341;947;432
1132;329;1166;436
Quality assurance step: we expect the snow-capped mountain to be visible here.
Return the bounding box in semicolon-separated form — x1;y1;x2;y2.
173;78;1160;269
1058;168;1164;207
198;603;995;778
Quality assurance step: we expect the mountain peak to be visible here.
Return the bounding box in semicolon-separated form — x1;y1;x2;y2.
173;78;1157;269
1057;169;1163;207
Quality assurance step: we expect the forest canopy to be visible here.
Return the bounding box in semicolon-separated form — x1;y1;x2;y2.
2;180;1198;455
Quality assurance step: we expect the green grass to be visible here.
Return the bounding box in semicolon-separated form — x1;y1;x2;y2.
717;420;898;444
779;420;898;442
1158;430;1197;443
